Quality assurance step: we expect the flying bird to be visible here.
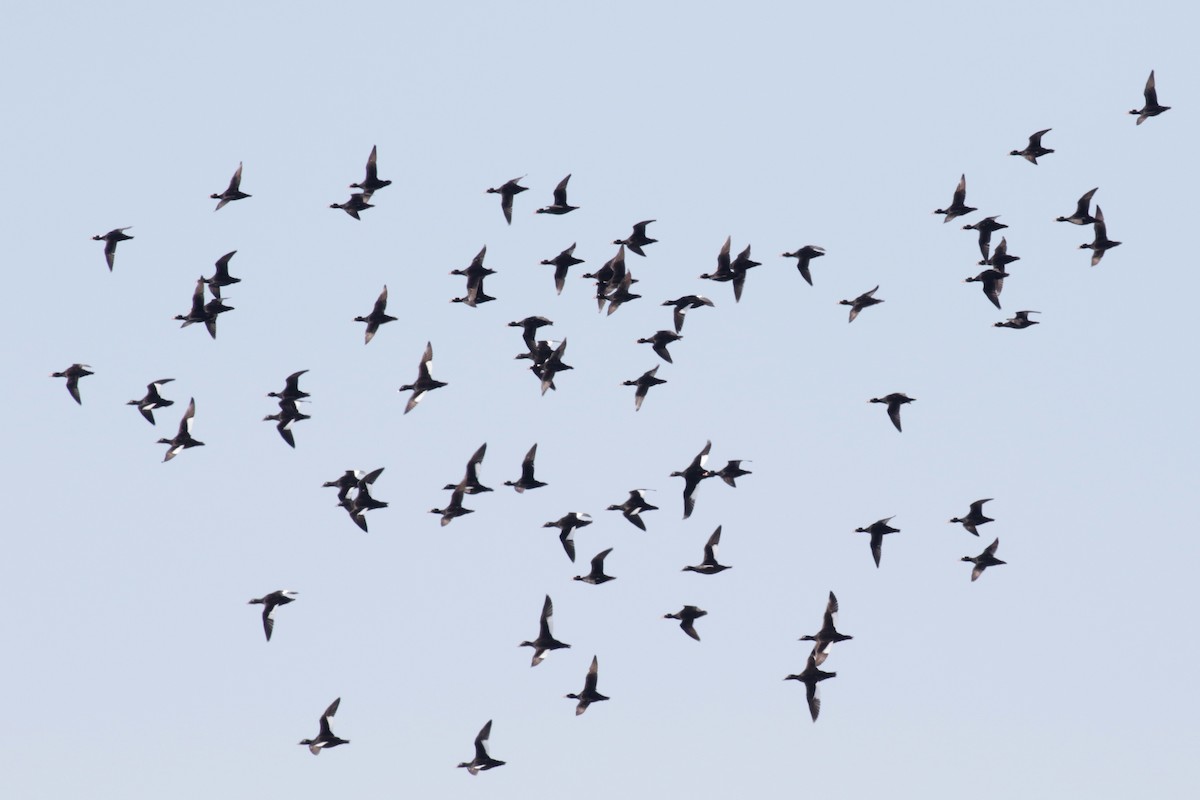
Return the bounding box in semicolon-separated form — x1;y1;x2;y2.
504;443;547;493
565;656;609;716
614;219;657;256
399;342;447;413
623;365;666;411
263;398;310;448
839;285;883;323
637;330;682;364
1130;70;1170;124
350;144;391;198
934;174;976;223
355;285;397;344
51;363;93;405
520;595;571;666
682;526;731;575
661;294;714;333
430;484;473;527
536;174;578;215
486;176;528;224
606;489;658;531
202;251;241;299
713;460;752;487
854;516;899;568
544;512;592;562
1080;206;1121;266
298;697;348;755
158;398;204;462
540;244;584;294
457;720;505;775
964;268;1008;310
443;443;492;494
950;498;994;536
671;440;714;519
781;245;825;286
127;378;174;424
330;192;374;220
995;310;1040;329
210;162;250;210
963;215;1008;261
963;538;1006;581
1055;188;1098;225
664;605;708;641
784;654;836;722
92;227;132;271
1009;129;1054;163
799;591;853;666
573;548;616;585
247;590;297;641
267;370;310;403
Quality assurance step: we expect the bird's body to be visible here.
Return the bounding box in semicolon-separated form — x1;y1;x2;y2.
1010;129;1054;163
127;378;174;424
671;440;715;519
682;526;730;574
606;489;658;531
248;590;298;641
520;595;571;666
782;245;825;285
211;162;250;210
963;538;1006;581
355;285;397;344
573;548;616;585
950;498;994;536
964;216;1008;261
92;227;132;271
964;268;1008;310
1056;188;1098;225
544;512;592;562
869;393;914;433
298;697;348;755
443;443;492;494
565;656;609;715
158;398;204;462
614;219;657;256
51;363;93;405
623;365;666;411
1081;206;1121;266
202;251;241;299
664;605;708;641
350;144;391;198
541;244;584;294
934;174;976;223
661;294;714;333
486;176;528;224
854;516;899;568
399;342;447;413
536;174;578;214
840;285;883;323
457;720;505;774
637;330;682;364
330;192;374;220
504;443;547;492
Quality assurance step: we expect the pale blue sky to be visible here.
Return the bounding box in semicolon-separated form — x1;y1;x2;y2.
3;2;1197;798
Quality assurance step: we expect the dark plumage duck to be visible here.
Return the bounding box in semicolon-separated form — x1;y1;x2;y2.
799;591;852;667
508;316;554;354
158;398;203;462
1056;188;1098;225
964;268;1008;310
950;498;994;536
839;285;883;323
338;470;388;532
127;378;174;424
534;338;572;395
175;278;230;340
614;219;657;256
350;144;391;198
661;294;714;333
540;244;584;295
536;174;578;215
451;275;496;307
355;285;397;344
784;654;836;722
544;512;592;563
854;516;899;568
450;246;496;308
664;605;707;641
980;237;1019;270
1010;129;1054;164
995;310;1041;329
520;594;571;666
729;244;761;302
637;329;682;364
682;526;730;574
92;227;132;271
671;440;715;519
443;443;492;494
782;245;825;286
604;270;642;316
714;460;751;487
430;484;473;527
486;176;528;225
573;548;616;585
457;720;505;775
399;342;447;413
583;246;628;313
298;698;348;755
504;443;547;492
330;192;374;220
51;363;93;405
699;235;738;295
963;216;1008;261
202;250;241;299
1130;70;1169;124
248;590;297;641
263;398;310;449
963;538;1006;581
323;467;384;505
869;393;914;433
624;365;666;411
210;162;250;211
268;370;310;403
566;656;609;715
934;174;976;223
606;489;658;531
1080;206;1120;266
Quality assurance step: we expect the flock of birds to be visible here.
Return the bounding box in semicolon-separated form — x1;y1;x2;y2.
54;70;1169;768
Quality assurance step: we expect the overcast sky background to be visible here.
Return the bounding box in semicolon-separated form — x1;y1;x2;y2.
3;2;1197;798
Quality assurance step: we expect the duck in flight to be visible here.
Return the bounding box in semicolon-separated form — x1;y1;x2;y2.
298;697;348;755
51;363;93;405
854;516;899;568
661;294;714;333
92;227;132;271
995;310;1040;329
158;398;204;462
799;591;852;666
573;548;616;585
210;162;250;211
963;538;1006;581
541;244;584;294
1010;129;1054;164
247;590;297;641
399;342;447;413
1055;188;1098;225
520;594;571;666
614;219;657;256
330;192;374;220
544;512;593;562
536;174;578;215
1080;206;1121;266
964;268;1008;310
443;443;492;494
934;174;976;223
623;365;666;411
664;605;707;641
565;656;609;715
202;251;241;299
355;285;397;344
606;489;658;531
350;144;391;198
870;393;914;433
839;286;883;323
127;378;174;424
781;245;825;286
504;443;547;492
671;440;715;519
486;176;528;224
950;498;994;536
457;720;505;774
785;654;836;722
682;526;731;575
1130;70;1170;125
